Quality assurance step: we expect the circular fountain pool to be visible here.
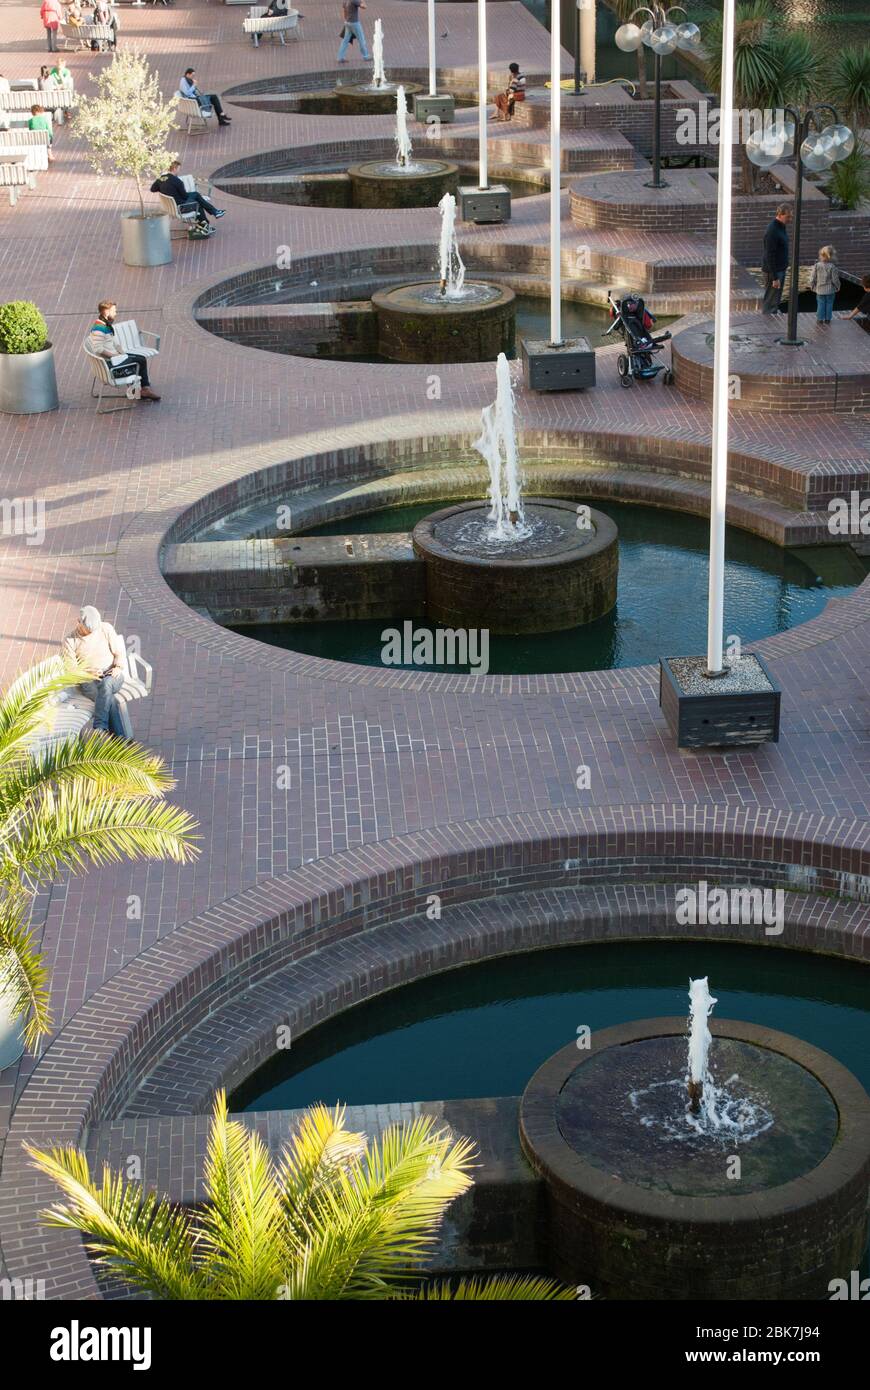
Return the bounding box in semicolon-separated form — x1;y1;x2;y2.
230;940;870;1112
520;1017;870;1300
228;500;868;674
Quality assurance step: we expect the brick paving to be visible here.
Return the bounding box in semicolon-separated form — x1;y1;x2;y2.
0;0;869;1297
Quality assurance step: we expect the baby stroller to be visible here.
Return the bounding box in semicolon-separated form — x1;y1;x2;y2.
603;289;673;387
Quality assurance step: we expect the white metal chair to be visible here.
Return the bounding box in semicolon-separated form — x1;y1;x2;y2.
83;320;159;413
111;319;161;359
155;189;199;237
84;341;140;413
177;95;214;135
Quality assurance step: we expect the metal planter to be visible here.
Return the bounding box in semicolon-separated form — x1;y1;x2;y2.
121;211;172;267
0;344;59;414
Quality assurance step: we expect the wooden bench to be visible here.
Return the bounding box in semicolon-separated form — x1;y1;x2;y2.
0;161;28;206
32;638;153;753
0;87;74;124
243;8;301;45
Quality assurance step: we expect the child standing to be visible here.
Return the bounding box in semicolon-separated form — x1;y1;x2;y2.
809;246;840;324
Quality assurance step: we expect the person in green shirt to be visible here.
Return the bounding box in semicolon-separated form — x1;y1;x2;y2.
29;104;54;161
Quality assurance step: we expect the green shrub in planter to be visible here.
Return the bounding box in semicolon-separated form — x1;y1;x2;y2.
0;302;49;356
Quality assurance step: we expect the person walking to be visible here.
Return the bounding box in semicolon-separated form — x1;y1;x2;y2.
40;0;64;52
337;0;370;63
150;161;226;232
63;606;134;741
87;300;161;402
761;204;792;315
809;245;840;326
179;68;231;126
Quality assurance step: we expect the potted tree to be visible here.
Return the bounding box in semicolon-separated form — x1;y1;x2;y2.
75;49;179;267
0;301;59;415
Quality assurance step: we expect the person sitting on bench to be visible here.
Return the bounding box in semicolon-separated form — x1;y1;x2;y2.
87;300;160;401
63;605;133;741
150;160;225;231
179;68;231;126
493;63;526;122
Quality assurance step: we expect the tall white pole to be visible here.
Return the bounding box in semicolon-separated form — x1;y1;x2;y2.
478;0;488;189
706;0;735;675
580;0;596;84
550;0;562;344
428;0;437;97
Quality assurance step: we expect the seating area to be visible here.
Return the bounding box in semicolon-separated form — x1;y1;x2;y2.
176;93;214;134
0;86;74;124
82;319;160;413
60;19;117;50
30;637;153;757
243;8;302;47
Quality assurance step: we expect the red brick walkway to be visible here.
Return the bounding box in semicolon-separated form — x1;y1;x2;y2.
0;0;869;1296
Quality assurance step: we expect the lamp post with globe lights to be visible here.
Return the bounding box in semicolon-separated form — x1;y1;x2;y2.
615;6;701;190
746;106;855;347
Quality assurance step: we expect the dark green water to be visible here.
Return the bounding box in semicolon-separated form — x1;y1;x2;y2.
231;500;867;674
232;940;870;1111
517;293;676;344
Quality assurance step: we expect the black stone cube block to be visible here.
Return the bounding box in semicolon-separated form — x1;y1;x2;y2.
521;337;596;392
459;184;511;223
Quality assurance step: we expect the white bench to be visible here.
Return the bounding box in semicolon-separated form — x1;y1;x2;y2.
83;320;160;413
0;87;74;124
61;21;117;50
243;8;301;45
32;638;153;754
0;161;28;206
177;94;214;134
0;131;51;179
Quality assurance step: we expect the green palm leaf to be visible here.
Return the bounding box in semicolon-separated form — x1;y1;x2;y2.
5;786;199;884
409;1274;577;1300
278;1102;367;1246
32;1092;578;1300
197;1092;289;1299
0;892;50;1046
289;1117;476;1300
0;657;90;766
0;660;199;1044
26;1141;205;1301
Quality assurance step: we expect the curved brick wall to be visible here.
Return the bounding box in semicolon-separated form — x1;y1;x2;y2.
2;811;869;1298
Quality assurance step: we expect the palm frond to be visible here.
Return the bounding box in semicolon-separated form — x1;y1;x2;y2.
4;786;199;883
0;658;91;767
26;1141;205;1301
291;1118;476;1300
828;44;870;127
0;892;51;1046
408;1273;577;1301
0;732;178;826
197;1091;288;1299
278;1102;367;1244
